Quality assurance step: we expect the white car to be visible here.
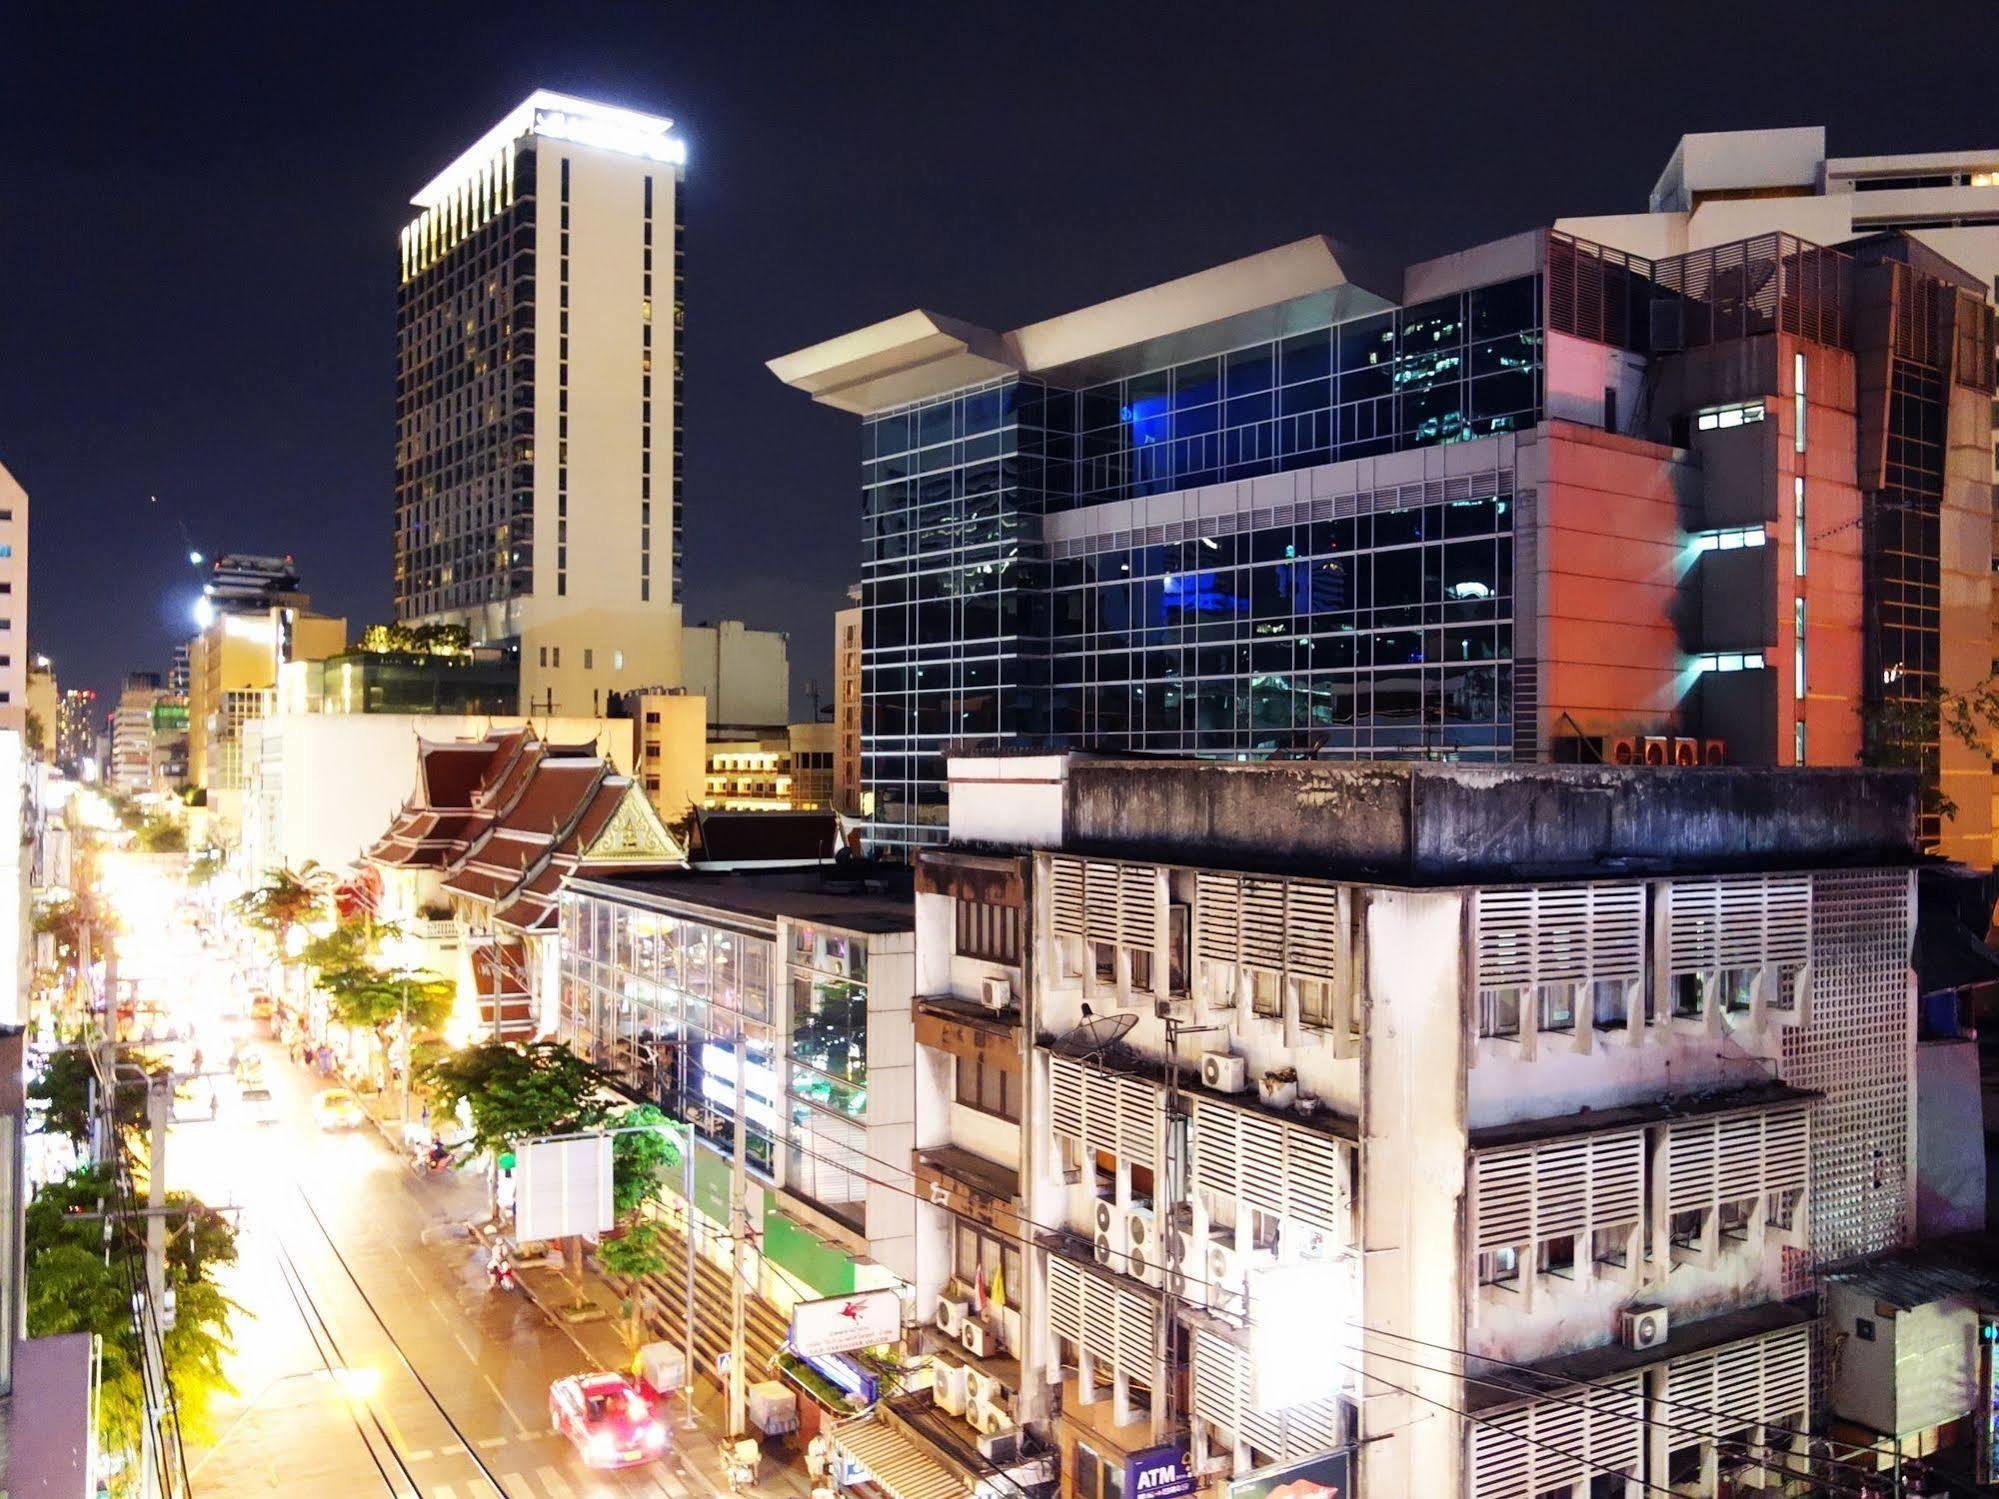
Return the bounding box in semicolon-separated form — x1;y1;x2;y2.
237;1085;279;1125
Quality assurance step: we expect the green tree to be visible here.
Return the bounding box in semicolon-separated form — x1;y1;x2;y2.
416;1041;610;1158
230;862;331;948
186;845;226;887
135;817;188;854
28;1049;166;1162
24;707;46;756
599;1218;675;1353
25;1166;240;1474
322;967;454;1058
599;1106;682;1351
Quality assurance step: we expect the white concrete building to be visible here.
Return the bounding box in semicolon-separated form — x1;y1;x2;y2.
109;673;164;795
395;91;687;719
907;755;1922;1499
0;460;27;737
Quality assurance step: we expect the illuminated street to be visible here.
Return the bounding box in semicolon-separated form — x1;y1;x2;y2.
100;871;707;1499
172;1029;709;1499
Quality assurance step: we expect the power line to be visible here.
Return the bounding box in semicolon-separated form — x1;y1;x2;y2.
288;1183;513;1499
266;1242;412;1498
716;1111;1897;1489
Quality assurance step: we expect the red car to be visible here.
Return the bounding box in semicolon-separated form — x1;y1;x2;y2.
549;1372;667;1468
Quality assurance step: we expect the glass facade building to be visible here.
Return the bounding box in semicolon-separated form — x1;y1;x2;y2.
860;276;1542;845
558;886;881;1232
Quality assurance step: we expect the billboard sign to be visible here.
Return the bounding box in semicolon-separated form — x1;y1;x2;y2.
1125;1443;1196;1499
789;1287;902;1357
514;1134;614;1243
1227;1450;1353;1499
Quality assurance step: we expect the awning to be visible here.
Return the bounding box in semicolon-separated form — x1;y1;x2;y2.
831;1416;969;1499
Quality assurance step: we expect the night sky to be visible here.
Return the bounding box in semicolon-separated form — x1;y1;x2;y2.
7;2;1996;714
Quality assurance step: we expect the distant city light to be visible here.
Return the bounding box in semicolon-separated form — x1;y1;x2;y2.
189;550;204;565
192;596;216;629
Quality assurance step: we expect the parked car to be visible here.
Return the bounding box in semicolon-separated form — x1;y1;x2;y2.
237;1085;278;1125
312;1088;366;1130
549;1373;666;1468
249;995;274;1021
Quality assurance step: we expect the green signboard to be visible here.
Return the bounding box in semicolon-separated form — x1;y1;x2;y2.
761;1207;856;1297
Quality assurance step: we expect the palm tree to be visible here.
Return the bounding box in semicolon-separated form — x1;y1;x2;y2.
230;861;334;951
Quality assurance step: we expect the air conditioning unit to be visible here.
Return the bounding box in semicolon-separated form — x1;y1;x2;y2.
1162;1227;1196;1273
1671;737;1700;767
980;977;1012;1011
1702;738;1727;766
1125;1209;1160;1284
1609;736;1641;766
1620;1304;1671;1351
977;1427;1024;1464
1200;1052;1248;1093
969;1400;1008;1437
1642;735;1671;766
1206;1243;1248;1318
1094;1199;1116;1233
936;1294;970;1336
961;1319;993;1358
931;1359;968;1416
964;1367;999;1410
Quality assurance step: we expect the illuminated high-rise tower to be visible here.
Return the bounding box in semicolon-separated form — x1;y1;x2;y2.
394;91;687;716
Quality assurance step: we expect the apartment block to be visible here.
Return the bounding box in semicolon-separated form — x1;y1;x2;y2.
396;91;687;718
865;755;1926;1499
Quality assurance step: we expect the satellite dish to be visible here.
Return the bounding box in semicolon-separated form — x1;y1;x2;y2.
1052;1009;1138;1059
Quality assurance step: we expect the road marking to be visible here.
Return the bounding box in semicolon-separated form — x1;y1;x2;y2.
477;1435;510;1450
483;1372;532;1437
536;1464;577;1499
431;1485;459;1499
408;1449;436;1462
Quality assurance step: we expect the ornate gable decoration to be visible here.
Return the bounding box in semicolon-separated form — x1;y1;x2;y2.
584;787;686;864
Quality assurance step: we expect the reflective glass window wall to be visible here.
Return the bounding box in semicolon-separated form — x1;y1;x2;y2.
858;277;1541;843
1046;490;1514;755
558;894;780;1180
557;894;872;1230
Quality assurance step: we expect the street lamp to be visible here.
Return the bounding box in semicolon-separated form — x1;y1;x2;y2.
185;1366;379;1480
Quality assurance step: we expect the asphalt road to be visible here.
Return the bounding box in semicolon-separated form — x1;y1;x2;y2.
174;1032;701;1499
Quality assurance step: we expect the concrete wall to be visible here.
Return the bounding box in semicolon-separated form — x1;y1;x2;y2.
1359;889;1465;1499
247;712;631;875
0;460;27;737
634;691;708;826
1518;422;1691;746
682;619;789;728
1058;760;1918;886
517;135;683;718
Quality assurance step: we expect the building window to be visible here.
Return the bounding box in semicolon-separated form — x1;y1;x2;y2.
1695;401;1765;431
1537;983;1576;1034
645;711;661;725
955;900;1020;964
1247;967;1281;1019
1793;477;1807;577
1794;352;1807;453
1693;526;1765;553
1296;976;1336;1029
952;1220;1023;1344
955;1055;1019;1122
1478;986;1523;1038
1718;1196;1755;1242
1477;1247;1519;1289
584;648;594;670
1538;1234;1576;1279
1794;597;1806;699
1592;1224;1631;1269
1669;1208;1706;1251
1590;978;1631;1030
551;647;560;667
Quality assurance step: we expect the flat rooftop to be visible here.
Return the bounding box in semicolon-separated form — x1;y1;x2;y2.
570;862;913;935
1052;759;1919;887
